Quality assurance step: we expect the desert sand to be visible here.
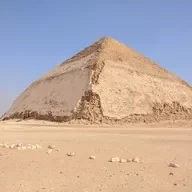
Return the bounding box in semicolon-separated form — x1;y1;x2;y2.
0;120;192;192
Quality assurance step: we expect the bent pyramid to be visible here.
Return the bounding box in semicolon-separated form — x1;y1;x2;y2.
2;37;192;124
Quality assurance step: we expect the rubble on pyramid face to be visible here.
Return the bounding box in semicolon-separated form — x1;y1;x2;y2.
1;37;192;124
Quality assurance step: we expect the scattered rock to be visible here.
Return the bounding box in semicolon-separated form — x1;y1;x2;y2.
16;144;22;147
0;143;5;148
0;143;41;150
89;156;96;160
103;167;108;171
67;152;75;156
132;157;140;163
109;157;120;163
31;145;37;150
169;172;174;175
48;145;55;149
27;144;32;149
9;144;16;149
169;163;179;168
47;149;52;155
120;158;127;163
21;146;27;150
35;144;41;149
2;144;10;148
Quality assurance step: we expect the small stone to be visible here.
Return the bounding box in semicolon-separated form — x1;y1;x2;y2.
174;183;177;186
127;158;132;162
35;144;41;149
2;144;9;148
103;167;108;171
109;157;120;163
67;152;75;156
16;144;22;147
31;145;37;150
169;163;179;168
21;146;27;150
27;144;32;149
132;157;140;163
169;172;174;175
89;156;96;160
120;158;127;163
47;149;52;155
10;144;16;149
0;143;4;147
48;145;55;149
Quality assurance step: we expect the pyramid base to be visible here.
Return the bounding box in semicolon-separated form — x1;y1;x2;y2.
2;91;192;125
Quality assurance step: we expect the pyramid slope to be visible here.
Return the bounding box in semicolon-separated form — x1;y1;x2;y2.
2;37;192;123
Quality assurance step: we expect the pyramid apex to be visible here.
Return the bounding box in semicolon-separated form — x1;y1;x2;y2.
98;36;119;43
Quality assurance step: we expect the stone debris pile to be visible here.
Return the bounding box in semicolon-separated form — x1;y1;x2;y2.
67;152;76;156
0;143;41;150
109;157;140;163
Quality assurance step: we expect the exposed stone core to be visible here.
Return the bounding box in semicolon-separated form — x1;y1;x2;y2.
2;37;192;124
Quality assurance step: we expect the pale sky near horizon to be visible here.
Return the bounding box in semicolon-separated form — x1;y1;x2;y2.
0;0;192;115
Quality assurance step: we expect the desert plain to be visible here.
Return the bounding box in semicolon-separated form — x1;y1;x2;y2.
0;120;192;192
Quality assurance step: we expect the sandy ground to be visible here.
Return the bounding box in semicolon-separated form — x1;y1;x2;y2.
0;121;192;192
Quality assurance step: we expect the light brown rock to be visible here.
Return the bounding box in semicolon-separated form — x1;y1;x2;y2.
48;145;55;149
109;157;120;163
9;144;16;149
47;149;52;155
21;146;27;150
35;144;41;149
89;156;96;160
31;145;37;150
169;163;179;168
16;144;22;147
120;158;127;163
67;152;75;157
27;144;32;149
132;157;140;163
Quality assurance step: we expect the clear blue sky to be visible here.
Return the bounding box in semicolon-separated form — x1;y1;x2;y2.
0;0;192;115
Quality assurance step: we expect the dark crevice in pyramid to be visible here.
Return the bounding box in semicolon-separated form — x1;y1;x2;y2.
1;37;192;124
